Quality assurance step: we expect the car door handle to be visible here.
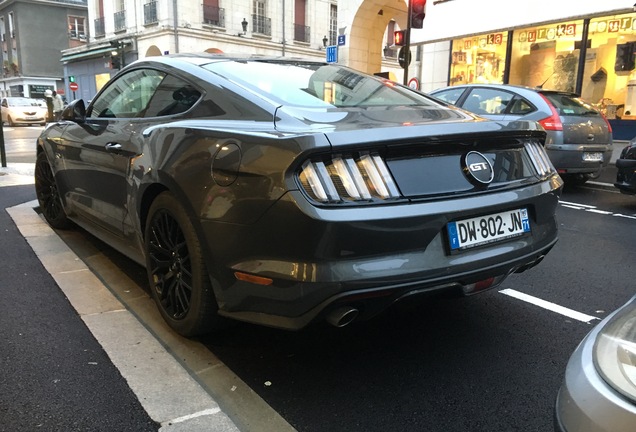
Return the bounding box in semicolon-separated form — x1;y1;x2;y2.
105;142;123;152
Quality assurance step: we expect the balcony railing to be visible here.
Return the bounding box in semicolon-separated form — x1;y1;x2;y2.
293;24;310;43
94;17;105;37
144;1;158;25
251;14;271;36
114;10;126;32
203;5;225;27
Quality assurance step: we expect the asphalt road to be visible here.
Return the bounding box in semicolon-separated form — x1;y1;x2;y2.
0;184;158;432
3;126;635;431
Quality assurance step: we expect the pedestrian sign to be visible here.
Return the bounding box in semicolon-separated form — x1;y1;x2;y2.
326;46;338;63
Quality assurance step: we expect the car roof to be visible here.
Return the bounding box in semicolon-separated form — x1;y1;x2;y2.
431;83;577;97
129;53;328;69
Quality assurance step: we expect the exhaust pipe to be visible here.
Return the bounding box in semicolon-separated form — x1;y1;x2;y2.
325;306;359;328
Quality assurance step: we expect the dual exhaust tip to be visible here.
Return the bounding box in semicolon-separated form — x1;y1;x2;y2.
325;306;359;328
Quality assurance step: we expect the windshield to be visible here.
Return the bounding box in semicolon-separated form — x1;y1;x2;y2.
541;92;600;117
203;60;437;109
8;98;38;107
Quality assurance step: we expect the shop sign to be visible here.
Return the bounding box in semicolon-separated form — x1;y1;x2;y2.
518;23;577;43
590;17;636;34
476;33;503;48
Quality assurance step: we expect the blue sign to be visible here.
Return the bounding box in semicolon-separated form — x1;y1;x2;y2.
326;46;338;63
337;35;346;46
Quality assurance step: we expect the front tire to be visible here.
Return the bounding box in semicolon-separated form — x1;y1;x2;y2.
34;152;72;229
144;192;224;337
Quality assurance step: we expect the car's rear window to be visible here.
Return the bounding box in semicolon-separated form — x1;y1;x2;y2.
541;93;599;117
203;60;439;109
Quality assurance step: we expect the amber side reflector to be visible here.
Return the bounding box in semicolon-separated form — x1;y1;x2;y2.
234;272;273;286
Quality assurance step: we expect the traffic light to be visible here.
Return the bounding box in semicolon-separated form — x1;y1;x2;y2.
615;42;635;72
394;30;406;46
410;0;426;29
69;75;75;83
111;55;121;70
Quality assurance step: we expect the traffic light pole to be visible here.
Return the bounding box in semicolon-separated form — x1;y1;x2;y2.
403;0;412;85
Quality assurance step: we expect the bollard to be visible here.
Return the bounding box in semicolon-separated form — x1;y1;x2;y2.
0;122;6;168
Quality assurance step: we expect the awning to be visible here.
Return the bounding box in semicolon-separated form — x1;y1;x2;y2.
61;46;114;63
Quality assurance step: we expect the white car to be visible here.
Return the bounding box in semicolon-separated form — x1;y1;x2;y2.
1;97;47;126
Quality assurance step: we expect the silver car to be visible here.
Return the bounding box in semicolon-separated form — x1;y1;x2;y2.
429;84;613;185
555;294;636;431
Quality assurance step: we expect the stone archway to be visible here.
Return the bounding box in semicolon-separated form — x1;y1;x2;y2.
145;45;162;57
340;0;407;74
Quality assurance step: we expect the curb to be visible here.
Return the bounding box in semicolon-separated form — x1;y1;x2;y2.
7;200;241;432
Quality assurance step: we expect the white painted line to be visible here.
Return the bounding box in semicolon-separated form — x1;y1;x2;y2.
166;408;222;425
587;181;614;188
587;209;613;215
499;288;599;323
614;213;636;220
559;200;596;208
561;204;584;210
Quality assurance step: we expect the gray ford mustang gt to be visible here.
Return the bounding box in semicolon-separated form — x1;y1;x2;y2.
35;54;563;336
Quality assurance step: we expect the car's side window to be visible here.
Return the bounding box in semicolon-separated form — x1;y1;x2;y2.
89;69;166;119
431;88;465;105
463;89;513;115
508;98;535;115
143;74;202;117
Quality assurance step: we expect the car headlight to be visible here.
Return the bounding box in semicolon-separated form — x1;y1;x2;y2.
594;298;636;402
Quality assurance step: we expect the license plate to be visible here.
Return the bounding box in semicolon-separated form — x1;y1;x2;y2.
25;116;36;120
447;208;530;251
583;152;603;162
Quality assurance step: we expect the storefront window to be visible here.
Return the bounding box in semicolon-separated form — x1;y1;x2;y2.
584;14;636;119
450;32;508;85
509;20;583;93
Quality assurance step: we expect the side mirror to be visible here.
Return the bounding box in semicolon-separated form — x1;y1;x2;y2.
61;99;86;123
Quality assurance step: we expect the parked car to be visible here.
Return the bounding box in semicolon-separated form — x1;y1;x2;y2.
555;293;636;431
1;96;47;126
614;136;636;194
35;54;563;336
429;84;613;185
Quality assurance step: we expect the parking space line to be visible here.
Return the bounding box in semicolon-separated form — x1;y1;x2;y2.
499;288;599;323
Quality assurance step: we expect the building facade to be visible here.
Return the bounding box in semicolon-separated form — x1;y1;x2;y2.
61;0;382;102
61;0;636;139
0;0;87;99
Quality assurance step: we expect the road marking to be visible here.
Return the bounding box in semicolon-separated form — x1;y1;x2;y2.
499;288;599;323
166;408;222;425
559;199;636;219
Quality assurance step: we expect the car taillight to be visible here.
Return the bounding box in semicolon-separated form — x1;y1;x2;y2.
298;152;401;204
600;112;613;133
537;94;563;131
525;140;555;177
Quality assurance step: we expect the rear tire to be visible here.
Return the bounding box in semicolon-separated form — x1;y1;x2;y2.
7;115;15;127
144;192;225;337
34;152;72;229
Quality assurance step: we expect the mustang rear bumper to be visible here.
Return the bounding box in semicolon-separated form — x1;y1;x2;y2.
200;177;562;330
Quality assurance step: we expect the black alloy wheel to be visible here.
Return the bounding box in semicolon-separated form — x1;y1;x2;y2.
34;152;72;229
145;192;222;337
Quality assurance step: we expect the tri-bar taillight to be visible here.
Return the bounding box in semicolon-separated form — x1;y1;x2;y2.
298;152;400;204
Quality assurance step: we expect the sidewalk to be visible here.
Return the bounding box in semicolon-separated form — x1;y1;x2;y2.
0;166;242;431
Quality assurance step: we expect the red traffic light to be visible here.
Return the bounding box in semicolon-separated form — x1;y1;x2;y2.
410;0;426;29
394;30;406;46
